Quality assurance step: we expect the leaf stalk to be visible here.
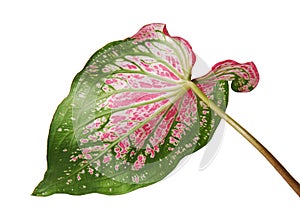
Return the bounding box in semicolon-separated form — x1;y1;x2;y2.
188;81;300;197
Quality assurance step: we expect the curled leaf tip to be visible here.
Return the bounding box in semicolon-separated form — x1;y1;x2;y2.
195;59;259;92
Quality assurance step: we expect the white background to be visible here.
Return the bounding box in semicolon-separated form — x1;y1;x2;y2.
1;0;299;221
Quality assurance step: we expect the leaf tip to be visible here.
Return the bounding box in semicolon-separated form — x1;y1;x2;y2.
208;59;260;93
32;180;52;197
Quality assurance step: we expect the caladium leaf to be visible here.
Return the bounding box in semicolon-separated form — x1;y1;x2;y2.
33;23;259;196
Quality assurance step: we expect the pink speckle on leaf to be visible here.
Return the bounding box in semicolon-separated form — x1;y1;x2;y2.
172;129;183;139
70;156;78;162
80;139;89;144
103;154;112;163
157;64;180;80
132;175;139;183
145;145;159;158
133;154;146;170
99;131;118;142
105;78;118;84
85;154;92;160
168;147;174;151
95;160;101;167
110;115;127;124
169;137;179;145
82;148;91;155
88;168;94;175
114;139;130;159
87;135;96;143
130;150;135;157
126;64;138;70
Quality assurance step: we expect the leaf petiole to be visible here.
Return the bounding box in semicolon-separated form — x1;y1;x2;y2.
187;80;300;197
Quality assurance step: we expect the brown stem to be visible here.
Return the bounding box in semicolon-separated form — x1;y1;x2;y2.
188;81;300;197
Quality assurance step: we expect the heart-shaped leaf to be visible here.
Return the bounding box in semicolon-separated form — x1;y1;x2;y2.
33;24;259;196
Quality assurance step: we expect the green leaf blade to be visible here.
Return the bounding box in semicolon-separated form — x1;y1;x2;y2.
33;23;258;196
